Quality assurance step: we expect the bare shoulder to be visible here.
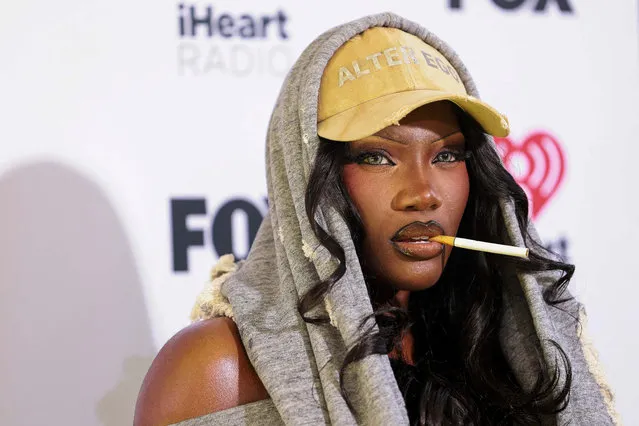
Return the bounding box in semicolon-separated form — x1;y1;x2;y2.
134;317;268;426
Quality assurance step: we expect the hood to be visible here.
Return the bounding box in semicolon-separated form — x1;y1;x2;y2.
193;12;619;425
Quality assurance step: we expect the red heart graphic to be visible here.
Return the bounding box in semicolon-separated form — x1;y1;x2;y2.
494;131;566;220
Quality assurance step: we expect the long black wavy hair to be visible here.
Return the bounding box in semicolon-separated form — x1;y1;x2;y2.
300;103;575;425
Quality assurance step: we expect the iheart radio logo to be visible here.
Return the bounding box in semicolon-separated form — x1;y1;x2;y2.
494;131;566;220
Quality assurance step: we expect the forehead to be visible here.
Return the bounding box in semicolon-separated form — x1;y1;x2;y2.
372;101;461;144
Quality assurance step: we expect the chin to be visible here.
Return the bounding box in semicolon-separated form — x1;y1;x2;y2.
395;280;440;292
361;243;449;292
391;269;443;291
372;259;445;292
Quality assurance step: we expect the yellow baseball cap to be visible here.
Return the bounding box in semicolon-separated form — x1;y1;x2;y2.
317;27;510;141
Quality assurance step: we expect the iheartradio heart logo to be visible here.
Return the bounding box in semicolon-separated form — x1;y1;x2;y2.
494;131;566;220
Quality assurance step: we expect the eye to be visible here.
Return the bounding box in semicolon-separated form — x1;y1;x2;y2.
356;151;394;166
433;149;468;164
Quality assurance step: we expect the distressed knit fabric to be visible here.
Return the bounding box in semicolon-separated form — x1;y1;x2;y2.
179;12;619;426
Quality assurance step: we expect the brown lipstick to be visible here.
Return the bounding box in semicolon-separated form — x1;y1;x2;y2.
390;221;445;260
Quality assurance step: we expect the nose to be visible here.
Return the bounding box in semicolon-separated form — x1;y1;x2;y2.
391;173;443;212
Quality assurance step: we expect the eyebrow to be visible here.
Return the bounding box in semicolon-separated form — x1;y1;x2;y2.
362;130;464;145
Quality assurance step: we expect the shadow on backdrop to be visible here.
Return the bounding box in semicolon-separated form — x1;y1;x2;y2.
0;162;155;425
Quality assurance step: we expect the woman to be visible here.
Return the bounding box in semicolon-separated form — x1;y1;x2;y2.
135;13;618;425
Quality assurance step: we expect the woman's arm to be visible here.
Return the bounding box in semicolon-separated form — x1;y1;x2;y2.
133;317;269;426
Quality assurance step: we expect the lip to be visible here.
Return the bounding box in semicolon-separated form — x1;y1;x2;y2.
390;221;445;260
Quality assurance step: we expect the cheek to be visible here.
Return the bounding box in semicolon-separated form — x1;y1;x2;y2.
342;165;388;223
442;166;470;230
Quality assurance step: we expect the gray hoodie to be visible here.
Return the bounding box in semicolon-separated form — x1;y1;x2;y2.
181;12;619;426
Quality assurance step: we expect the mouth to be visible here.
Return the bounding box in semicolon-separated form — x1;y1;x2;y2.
390;221;446;260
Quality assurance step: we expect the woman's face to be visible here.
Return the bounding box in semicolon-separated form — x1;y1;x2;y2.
342;101;469;291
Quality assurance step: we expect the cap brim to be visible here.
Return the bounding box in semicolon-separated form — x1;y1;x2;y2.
317;90;510;141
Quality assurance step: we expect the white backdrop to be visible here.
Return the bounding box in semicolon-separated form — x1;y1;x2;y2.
1;1;637;424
